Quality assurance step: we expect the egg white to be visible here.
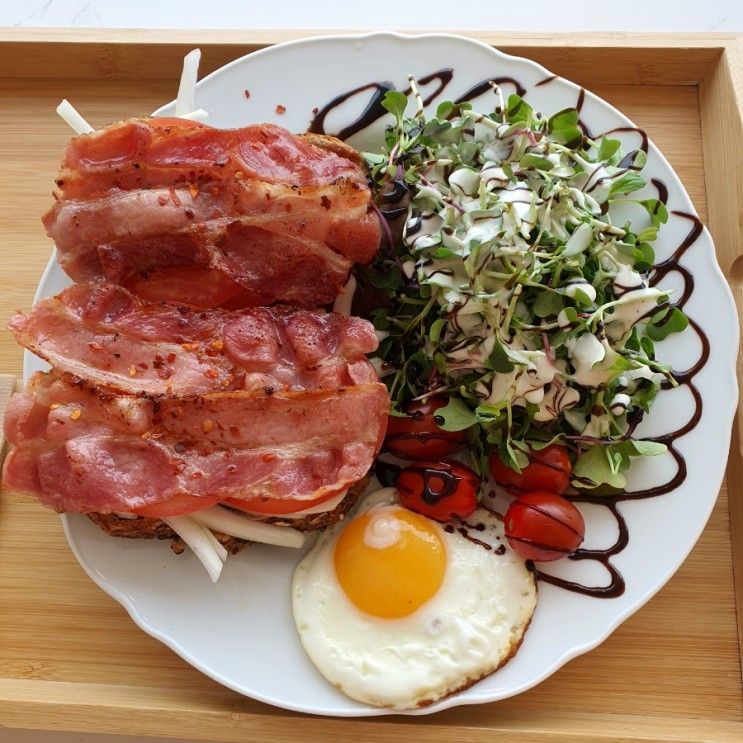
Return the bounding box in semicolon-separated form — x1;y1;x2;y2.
291;488;537;710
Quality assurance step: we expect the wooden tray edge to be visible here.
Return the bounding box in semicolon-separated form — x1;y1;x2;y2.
699;35;743;685
0;29;738;86
0;31;741;742
2;678;743;743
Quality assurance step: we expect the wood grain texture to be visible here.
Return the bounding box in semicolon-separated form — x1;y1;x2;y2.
0;373;17;459
0;29;730;86
700;37;743;679
0;33;740;743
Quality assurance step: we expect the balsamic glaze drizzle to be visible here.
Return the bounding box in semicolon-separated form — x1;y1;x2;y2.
316;73;710;601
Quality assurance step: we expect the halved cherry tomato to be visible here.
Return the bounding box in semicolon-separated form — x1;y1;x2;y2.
396;459;479;522
490;444;572;495
132;492;222;517
223;491;341;516
504;490;585;561
384;396;467;459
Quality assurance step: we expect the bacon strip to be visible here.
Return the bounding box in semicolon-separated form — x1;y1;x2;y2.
3;372;389;514
8;282;379;397
43;120;380;308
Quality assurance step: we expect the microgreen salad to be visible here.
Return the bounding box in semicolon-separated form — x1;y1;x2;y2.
362;83;688;489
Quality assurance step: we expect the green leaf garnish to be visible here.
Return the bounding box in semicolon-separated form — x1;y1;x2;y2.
435;397;478;432
381;90;408;120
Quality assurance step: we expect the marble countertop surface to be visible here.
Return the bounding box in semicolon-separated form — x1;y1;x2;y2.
3;0;743;31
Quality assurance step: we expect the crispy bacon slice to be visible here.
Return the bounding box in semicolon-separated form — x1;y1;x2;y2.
8;282;379;397
3;372;389;514
43;120;380;308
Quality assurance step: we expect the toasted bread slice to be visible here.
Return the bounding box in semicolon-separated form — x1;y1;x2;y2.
87;477;370;553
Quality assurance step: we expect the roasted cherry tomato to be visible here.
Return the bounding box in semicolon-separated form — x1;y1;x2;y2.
489;444;572;495
384;396;467;459
132;492;222;517
504;490;585;561
396;459;479;522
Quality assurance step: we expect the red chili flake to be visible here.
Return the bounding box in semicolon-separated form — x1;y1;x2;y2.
244;89;251;99
88;342;102;351
229;426;240;437
275;104;286;114
137;362;148;370
168;187;181;207
234;171;244;180
70;408;82;421
167;353;177;363
201;419;214;433
212;339;224;351
262;453;276;463
50;403;60;410
205;369;219;379
128;365;138;377
188;183;199;199
157;195;168;206
181;342;199;351
320;195;331;209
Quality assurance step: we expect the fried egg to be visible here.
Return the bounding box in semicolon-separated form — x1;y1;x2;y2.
291;487;537;710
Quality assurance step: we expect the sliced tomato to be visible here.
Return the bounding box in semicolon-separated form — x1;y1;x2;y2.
132;492;222;518
223;491;341;516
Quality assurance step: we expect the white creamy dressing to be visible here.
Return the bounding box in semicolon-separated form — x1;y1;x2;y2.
604;287;665;341
393;105;670;440
448;167;481;197
564;280;597;303
609;392;631;414
561;222;594;257
613;264;645;297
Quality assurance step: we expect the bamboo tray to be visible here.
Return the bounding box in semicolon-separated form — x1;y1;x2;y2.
0;28;742;743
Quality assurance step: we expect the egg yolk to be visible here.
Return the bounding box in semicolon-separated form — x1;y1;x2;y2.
333;507;447;619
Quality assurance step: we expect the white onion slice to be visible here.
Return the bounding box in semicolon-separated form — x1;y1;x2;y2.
175;49;201;116
332;275;357;316
162;515;223;582
56;99;94;134
177;108;209;121
203;526;229;563
190;506;305;548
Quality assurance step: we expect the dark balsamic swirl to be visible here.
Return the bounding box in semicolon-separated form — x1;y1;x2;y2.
312;75;710;601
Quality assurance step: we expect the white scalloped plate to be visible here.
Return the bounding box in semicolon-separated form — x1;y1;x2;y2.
26;32;738;716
